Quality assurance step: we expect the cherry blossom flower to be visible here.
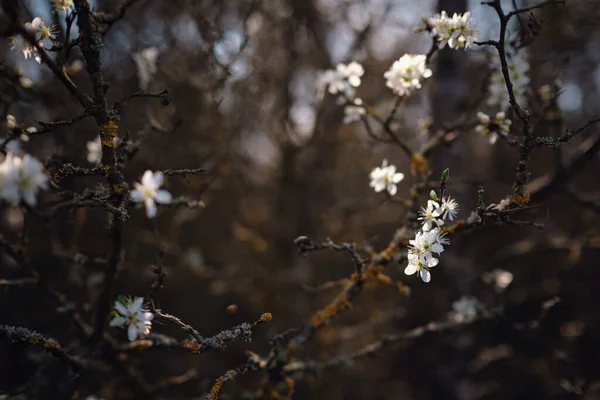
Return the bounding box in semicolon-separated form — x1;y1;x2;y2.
130;170;172;218
384;54;432;96
109;297;154;341
343;98;366;124
369;159;404;195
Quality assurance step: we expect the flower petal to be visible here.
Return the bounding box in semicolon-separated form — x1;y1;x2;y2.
115;301;128;316
127;323;138;341
404;264;418;275
109;316;126;327
155;190;172;204
130;297;144;313
419;269;431;283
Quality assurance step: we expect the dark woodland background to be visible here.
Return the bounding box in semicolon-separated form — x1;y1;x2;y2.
2;0;600;399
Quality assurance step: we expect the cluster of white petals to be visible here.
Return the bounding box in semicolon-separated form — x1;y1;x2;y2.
343;98;366;124
427;11;478;49
451;296;481;323
316;61;364;100
487;50;530;110
406;190;458;283
369;159;405;196
475;111;512;144
52;0;74;12
384;54;432;97
0;152;49;207
130;170;172;218
10;17;58;64
109;297;154;341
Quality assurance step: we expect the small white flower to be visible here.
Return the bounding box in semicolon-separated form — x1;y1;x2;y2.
133;47;160;91
87;136;102;164
0;153;49;206
451;296;480;323
337;61;364;88
316;61;364;101
130;170;172;218
482;269;514;292
475;111;512;144
436;196;459;221
109;297;154;341
343;98;366;124
11;17;58;63
6;115;17;130
404;252;436;283
369;159;404;196
427;11;478;50
52;0;74;13
418;199;443;231
409;228;446;256
384;54;432;97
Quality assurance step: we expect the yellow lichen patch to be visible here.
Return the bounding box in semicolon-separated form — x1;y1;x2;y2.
260;312;272;322
283;377;295;397
207;376;225;399
45;339;60;349
99;120;119;147
410;153;428;174
379;244;398;262
376;273;392;285
112;184;123;194
183;338;201;353
443;220;464;234
102;164;110;176
29;336;40;345
511;192;530;207
311;294;352;328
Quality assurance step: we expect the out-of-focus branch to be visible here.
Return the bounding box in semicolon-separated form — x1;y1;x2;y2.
0;324;86;371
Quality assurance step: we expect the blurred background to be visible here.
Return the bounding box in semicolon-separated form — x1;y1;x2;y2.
2;0;600;398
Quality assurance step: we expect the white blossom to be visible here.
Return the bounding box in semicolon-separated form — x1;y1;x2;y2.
109;297;154;341
343;98;366;124
487;50;529;110
0;152;49;206
436;196;459;221
482;269;514;292
10;17;58;63
6;115;17;130
130;170;172;218
451;296;480;323
418;199;443;231
86;136;102;164
133;47;160;91
384;54;432;97
369;159;404;196
427;11;478;50
404;252;437;283
475;111;512;144
52;0;74;13
316;61;364;100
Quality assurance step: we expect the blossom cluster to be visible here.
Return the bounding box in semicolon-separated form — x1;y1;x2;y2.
384;54;432;97
405;190;459;283
109;297;154;341
475;111;512;144
369;159;405;196
487;50;530;110
425;11;478;49
10;17;58;64
316;61;364;101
